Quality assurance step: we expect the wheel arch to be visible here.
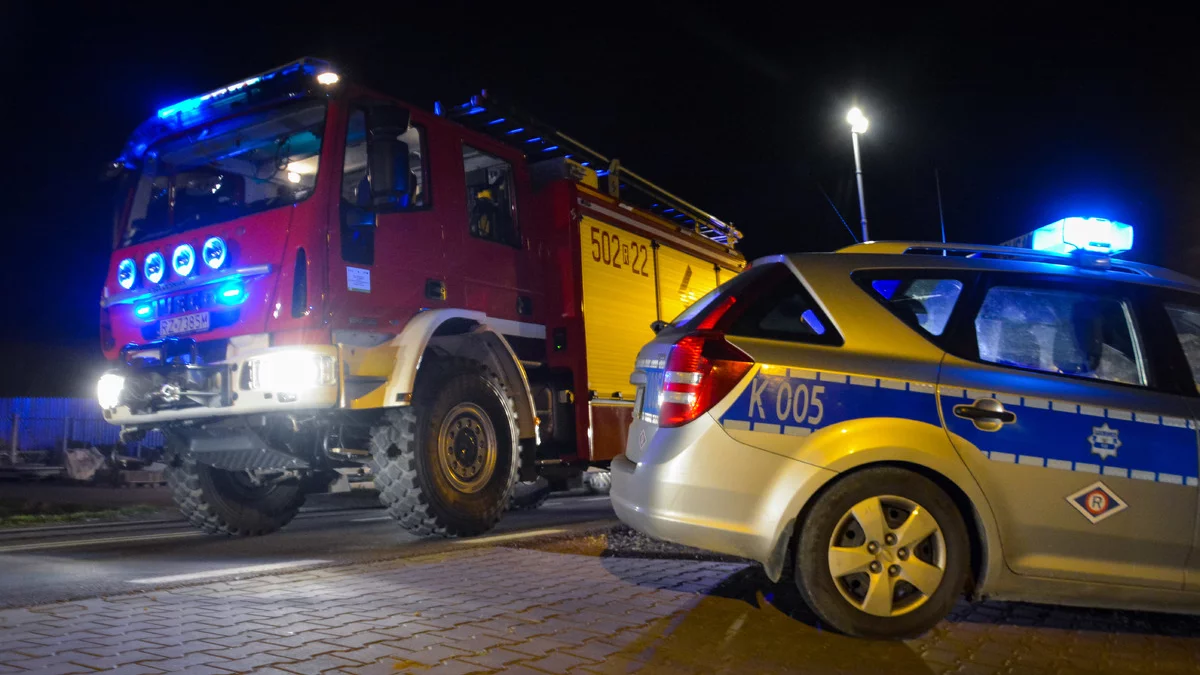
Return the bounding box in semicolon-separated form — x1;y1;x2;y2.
381;309;538;442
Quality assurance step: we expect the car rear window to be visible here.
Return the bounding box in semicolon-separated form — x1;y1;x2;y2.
673;263;841;345
669;264;772;328
858;275;965;337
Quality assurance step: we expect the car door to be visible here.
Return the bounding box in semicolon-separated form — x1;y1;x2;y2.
1154;291;1200;591
938;272;1197;589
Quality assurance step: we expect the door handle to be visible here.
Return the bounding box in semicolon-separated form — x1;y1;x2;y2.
953;398;1017;432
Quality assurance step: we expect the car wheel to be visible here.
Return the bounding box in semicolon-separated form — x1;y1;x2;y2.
794;467;969;639
370;358;519;537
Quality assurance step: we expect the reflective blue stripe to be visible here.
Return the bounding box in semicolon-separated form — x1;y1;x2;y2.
718;368;1200;485
718;369;941;433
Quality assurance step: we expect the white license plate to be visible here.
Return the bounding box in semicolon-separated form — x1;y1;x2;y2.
159;312;210;337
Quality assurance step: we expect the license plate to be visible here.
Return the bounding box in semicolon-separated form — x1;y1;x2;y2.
159;312;210;337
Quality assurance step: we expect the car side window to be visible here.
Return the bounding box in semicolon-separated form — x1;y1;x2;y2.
463;145;518;246
1165;304;1200;388
866;278;963;337
974;286;1146;386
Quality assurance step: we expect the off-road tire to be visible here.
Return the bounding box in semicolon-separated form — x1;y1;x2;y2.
583;469;612;495
165;453;305;536
794;467;970;639
370;358;519;537
508;478;553;511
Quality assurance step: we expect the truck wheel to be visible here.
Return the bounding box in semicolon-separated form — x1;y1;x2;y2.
794;467;969;639
370;358;519;537
508;477;552;511
165;453;305;536
583;469;612;495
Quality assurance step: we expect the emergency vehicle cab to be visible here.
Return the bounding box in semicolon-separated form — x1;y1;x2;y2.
97;58;744;537
614;228;1200;638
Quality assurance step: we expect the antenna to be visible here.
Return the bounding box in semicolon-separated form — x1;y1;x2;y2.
817;183;858;243
935;169;947;245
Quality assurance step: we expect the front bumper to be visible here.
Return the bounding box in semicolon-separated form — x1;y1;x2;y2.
610;414;837;567
101;343;341;426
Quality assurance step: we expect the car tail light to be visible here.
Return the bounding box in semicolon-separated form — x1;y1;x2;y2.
659;332;754;428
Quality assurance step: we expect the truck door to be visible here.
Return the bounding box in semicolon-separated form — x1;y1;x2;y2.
938;273;1197;589
335;105;444;322
444;141;538;322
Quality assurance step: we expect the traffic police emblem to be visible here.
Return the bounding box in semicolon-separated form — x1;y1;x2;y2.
1088;423;1121;461
1067;481;1127;524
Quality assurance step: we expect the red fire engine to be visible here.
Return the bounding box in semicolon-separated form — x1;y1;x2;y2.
98;58;744;537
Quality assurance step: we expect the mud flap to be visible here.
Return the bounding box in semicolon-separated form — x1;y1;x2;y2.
763;518;796;583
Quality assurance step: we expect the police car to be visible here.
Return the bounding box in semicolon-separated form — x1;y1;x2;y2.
612;231;1200;639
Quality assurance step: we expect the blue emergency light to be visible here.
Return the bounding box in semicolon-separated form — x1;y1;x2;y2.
154;58;337;125
1030;217;1133;256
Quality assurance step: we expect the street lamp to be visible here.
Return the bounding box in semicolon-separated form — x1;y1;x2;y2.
847;107;870;242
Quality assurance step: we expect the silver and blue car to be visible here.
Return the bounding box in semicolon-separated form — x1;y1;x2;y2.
613;241;1200;638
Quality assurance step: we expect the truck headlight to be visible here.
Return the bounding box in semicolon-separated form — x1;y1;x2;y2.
246;351;336;393
97;373;125;410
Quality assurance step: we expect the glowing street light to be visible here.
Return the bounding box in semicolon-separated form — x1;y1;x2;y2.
847;107;870;241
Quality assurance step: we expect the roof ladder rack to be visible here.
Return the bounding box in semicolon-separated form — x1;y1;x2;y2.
436;90;742;247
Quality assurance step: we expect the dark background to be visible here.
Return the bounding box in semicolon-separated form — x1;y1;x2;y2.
2;2;1197;396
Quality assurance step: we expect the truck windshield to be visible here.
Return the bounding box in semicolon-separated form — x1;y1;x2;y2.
122;100;327;246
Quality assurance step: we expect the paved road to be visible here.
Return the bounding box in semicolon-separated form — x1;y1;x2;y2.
4;529;1200;674
0;494;616;609
5;496;1200;673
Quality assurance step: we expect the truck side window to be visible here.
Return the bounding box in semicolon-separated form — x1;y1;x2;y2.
1165;304;1200;388
342;110;427;210
974;286;1146;386
463;145;518;246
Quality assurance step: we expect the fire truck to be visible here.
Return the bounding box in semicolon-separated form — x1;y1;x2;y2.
98;58;745;537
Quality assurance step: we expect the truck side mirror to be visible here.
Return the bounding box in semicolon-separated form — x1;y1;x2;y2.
366;105;413;205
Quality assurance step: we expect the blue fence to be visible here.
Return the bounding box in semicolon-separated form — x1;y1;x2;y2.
0;398;165;458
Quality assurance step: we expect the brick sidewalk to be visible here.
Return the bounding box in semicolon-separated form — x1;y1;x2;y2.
2;543;1200;674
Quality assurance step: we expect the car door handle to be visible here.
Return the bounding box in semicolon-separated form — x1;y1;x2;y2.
953;398;1017;432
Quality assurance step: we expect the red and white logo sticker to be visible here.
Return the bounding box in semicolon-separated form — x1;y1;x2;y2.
1066;481;1127;524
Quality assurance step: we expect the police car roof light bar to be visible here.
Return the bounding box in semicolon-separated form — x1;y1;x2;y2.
837;241;1198;286
437;90;742;247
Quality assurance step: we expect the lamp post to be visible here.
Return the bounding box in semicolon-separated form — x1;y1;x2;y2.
847;107;870;242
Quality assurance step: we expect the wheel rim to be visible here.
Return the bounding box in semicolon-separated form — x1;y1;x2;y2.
437;402;498;494
827;494;947;618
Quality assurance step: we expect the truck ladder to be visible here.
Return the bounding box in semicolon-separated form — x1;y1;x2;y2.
436;90;742;248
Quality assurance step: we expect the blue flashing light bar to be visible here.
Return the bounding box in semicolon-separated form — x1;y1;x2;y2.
525;137;542;143
463;106;486;116
134;303;154;321
486;117;507;125
506;127;525;135
1031;217;1133;255
155;58;331;123
158;75;262;119
542;145;559;152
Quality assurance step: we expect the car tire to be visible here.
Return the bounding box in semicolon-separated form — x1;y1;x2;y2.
507;477;553;511
370;358;519;537
583;469;612;495
165;452;305;536
794;467;969;639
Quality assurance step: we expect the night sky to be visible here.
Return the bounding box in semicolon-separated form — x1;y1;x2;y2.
3;3;1198;396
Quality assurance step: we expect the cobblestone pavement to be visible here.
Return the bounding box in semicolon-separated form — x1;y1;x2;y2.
2;538;1200;674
